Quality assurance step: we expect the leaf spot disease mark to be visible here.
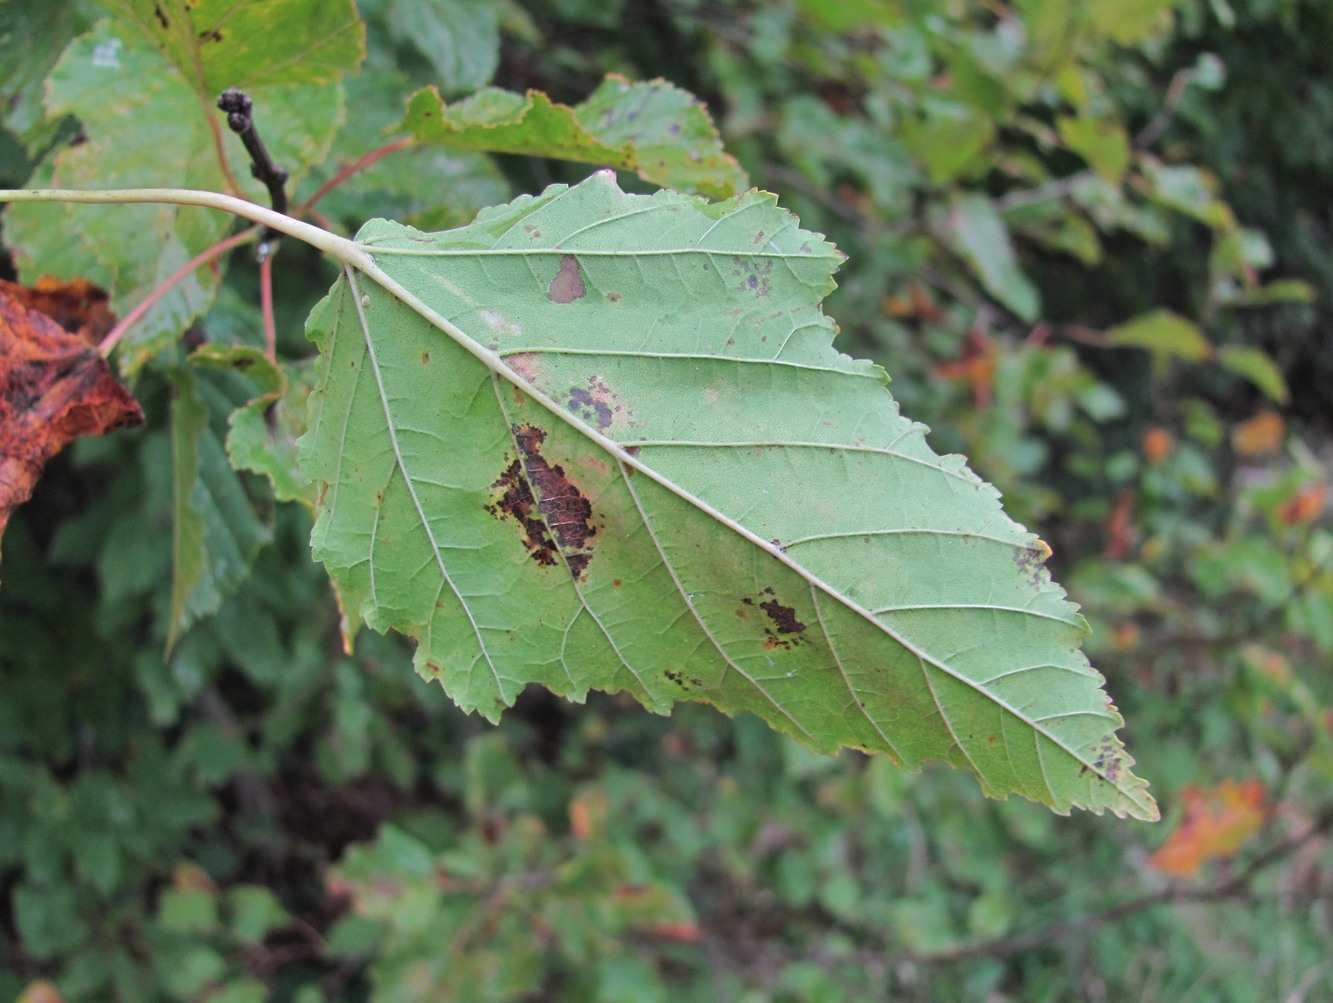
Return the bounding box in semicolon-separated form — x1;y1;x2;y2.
1014;539;1052;589
740;588;807;650
547;254;587;304
565;375;628;431
732;257;774;297
665;668;703;690
485;425;597;580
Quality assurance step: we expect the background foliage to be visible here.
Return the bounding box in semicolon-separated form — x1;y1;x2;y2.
1;0;1331;1000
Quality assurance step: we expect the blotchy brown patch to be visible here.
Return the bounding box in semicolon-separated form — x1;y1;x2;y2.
759;598;805;635
486;425;597;579
739;587;807;650
547;254;586;304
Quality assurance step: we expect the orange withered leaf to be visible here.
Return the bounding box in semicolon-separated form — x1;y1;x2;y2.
0;286;144;558
1278;484;1325;526
1141;426;1174;465
0;275;116;345
1232;410;1284;457
1148;779;1267;878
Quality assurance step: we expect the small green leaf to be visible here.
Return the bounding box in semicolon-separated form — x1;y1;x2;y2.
1057;115;1130;183
401;74;748;199
301;173;1154;819
1105;310;1211;362
946;195;1040;321
167;368;271;649
192;344;317;509
1141;162;1232;228
1218;346;1289;404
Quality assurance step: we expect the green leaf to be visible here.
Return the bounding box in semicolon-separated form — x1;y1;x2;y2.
0;1;96;151
945;195;1040;322
1056;115;1130;183
300;172;1155;819
401;74;748;200
192;344;318;508
105;0;364;95
1105;310;1212;362
1218;346;1289;404
385;0;499;97
168;368;271;649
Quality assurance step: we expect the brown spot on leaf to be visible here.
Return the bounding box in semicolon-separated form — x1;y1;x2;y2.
485;425;597;580
608;292;622;303
199;28;223;42
759;598;805;635
421;352;430;364
547;254;586;304
739;589;807;650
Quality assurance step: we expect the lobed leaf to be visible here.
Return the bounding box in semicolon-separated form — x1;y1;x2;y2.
300;172;1156;819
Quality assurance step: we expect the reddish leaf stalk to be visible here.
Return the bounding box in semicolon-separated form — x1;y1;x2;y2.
299;137;416;213
260;247;277;362
98;226;259;358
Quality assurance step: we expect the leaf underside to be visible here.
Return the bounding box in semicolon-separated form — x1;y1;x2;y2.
300;171;1156;820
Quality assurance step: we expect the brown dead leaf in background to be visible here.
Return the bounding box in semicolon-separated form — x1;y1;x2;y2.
0;275;116;345
0;285;143;559
1232;410;1285;457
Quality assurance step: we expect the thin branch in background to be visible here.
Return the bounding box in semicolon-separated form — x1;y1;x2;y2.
1135;68;1194;151
992;169;1097;213
98;226;259;358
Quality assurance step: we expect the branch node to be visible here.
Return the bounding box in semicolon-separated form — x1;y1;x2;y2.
217;87;289;248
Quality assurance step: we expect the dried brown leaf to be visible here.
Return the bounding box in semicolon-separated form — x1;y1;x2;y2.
0;286;143;558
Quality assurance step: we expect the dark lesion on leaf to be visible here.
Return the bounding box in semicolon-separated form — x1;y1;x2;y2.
665;668;703;690
565;375;629;432
1014;540;1052;588
739;587;807;650
485;425;598;580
